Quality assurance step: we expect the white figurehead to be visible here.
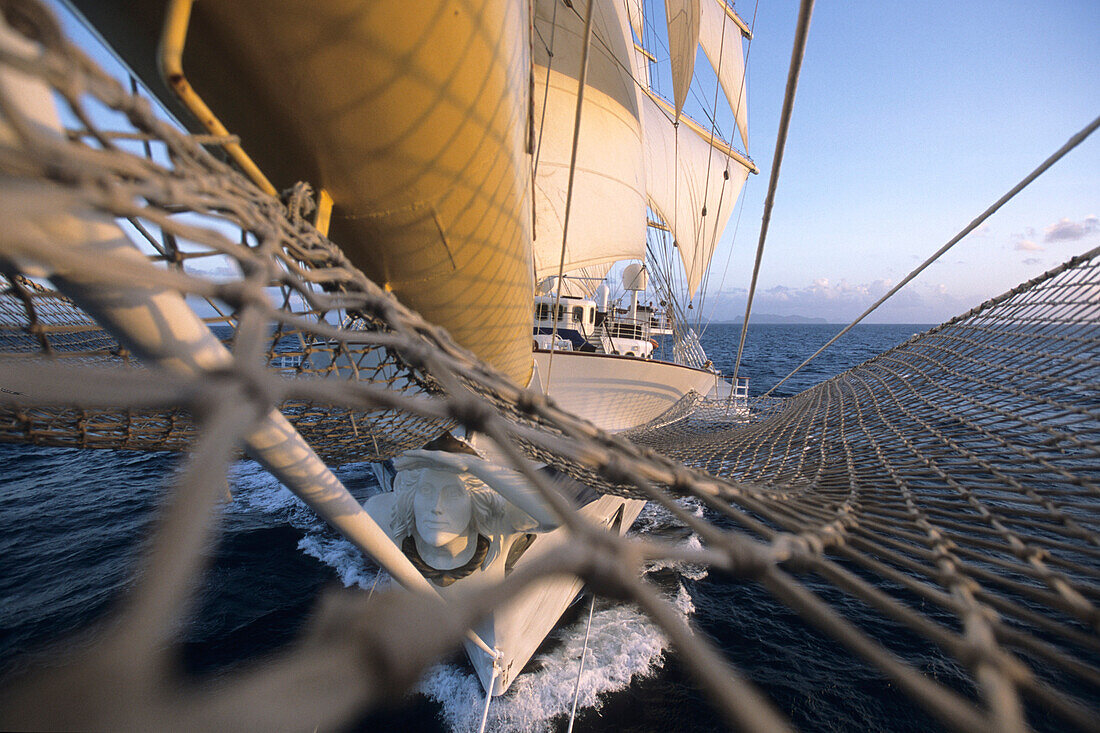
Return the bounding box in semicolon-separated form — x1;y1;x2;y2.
391;462;501;572
365;435;561;585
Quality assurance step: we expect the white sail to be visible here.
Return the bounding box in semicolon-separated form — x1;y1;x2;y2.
699;0;749;150
642;95;750;298
625;0;644;40
531;0;647;281
560;262;614;297
614;0;652;92
664;0;700;119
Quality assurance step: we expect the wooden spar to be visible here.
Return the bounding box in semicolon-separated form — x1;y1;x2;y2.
719;0;753;39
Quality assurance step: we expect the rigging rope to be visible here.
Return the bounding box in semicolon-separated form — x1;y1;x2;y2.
547;0;596;388
566;593;597;733
698;0;759;339
758;112;1100;402
730;0;815;392
476;664;498;733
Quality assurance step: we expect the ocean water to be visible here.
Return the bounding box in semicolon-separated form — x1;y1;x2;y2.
1;323;992;731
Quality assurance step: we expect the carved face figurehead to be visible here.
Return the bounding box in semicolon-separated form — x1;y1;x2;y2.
408;467;474;547
391;459;502;573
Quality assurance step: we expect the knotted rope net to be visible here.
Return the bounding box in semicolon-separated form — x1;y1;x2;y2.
0;3;1096;731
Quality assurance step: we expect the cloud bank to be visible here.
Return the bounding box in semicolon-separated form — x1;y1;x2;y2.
1044;216;1099;243
704;277;972;324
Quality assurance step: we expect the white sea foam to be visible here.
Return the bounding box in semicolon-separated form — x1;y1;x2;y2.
228;458;703;731
635;497;710;581
226;459;384;589
415;499;709;732
414;503;705;733
296;534;383;590
421;583;689;733
644;532;709;581
226;460;304;518
631;494;705;534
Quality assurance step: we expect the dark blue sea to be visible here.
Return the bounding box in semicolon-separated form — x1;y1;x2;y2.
3;323;996;731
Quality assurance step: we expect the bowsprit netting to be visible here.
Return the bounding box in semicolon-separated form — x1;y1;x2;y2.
0;3;1097;732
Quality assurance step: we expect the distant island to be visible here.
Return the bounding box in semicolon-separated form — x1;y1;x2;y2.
713;313;830;325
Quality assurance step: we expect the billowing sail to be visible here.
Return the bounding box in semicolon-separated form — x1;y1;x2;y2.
561;262;615;297
537;262;615;298
642;95;750;298
699;0;749;150
531;0;647;281
664;0;701;119
73;0;538;387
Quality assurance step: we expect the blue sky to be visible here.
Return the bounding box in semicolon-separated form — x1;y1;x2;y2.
692;0;1099;323
51;0;1098;324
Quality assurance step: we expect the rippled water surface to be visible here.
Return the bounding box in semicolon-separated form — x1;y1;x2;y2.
5;323;1016;732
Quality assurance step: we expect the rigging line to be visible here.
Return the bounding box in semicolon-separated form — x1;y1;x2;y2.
693;8;729;329
647;233;695;361
567;593;597;733
546;0;596;389
674;125;682;303
476;663;499;733
656;207;685;308
635;1;721;128
756;112;1100;403
698;0;728;215
641;0;664;99
729;0;815;390
531;0;560;242
562;0;757;200
696;0;758;323
563;0;743;157
700;181;749;341
532;0;559;178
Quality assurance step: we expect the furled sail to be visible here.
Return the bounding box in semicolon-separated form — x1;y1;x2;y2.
698;0;748;150
531;0;647;281
642;95;750;298
664;0;701;119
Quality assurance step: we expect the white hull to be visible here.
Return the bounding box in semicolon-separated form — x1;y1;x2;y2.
463;495;646;695
452;351;713;695
533;350;718;432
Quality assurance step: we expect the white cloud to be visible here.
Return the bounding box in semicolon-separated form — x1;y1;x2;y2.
1044;215;1099;242
1014;239;1043;251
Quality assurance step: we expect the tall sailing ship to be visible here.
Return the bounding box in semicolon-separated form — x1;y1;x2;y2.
3;1;1100;729
23;0;757;697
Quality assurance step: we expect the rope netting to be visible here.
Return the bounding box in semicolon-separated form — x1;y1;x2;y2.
0;3;1096;731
